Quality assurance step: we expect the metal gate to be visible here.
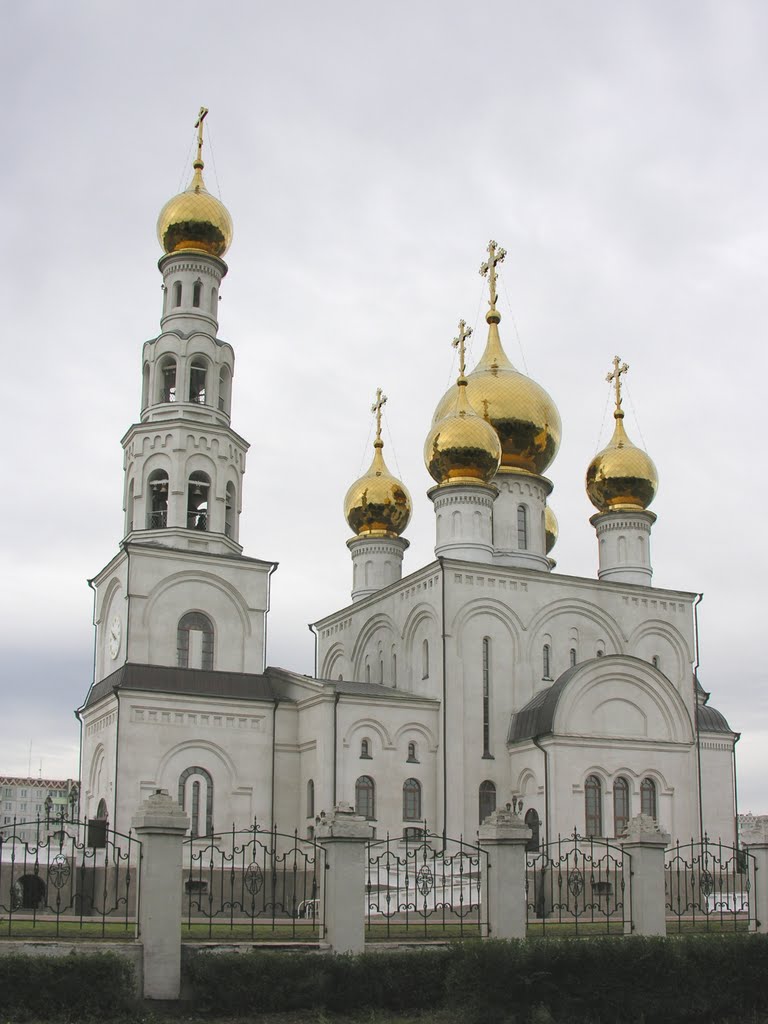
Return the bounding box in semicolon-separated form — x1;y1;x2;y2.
665;837;756;932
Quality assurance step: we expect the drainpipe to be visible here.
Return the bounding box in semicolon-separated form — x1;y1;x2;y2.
270;698;279;828
308;623;318;678
333;692;340;806
532;735;549;847
439;558;447;845
693;593;704;842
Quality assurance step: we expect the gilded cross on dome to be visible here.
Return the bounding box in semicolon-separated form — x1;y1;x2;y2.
606;355;629;413
371;388;387;444
452;319;472;377
194;106;209;166
479;240;507;311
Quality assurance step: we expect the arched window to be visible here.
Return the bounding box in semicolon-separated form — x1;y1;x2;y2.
192;279;202;308
178;766;213;837
613;777;630;836
225;482;236;539
365;661;371;684
525;808;541;852
210;287;218;316
141;362;150;410
218;366;231;413
147;469;169;529
355;775;375;819
542;644;551;679
570;648;577;668
177;611;214;670
187;471;210;531
422;639;429;679
392;651;397;687
596;648;604;658
379;658;384;684
479;780;496;825
517;505;528;550
585;775;602;837
126;478;135;533
641;778;657;820
172;281;182;307
306;779;315;819
482;637;491;756
360;738;371;759
96;798;108;821
407;741;418;763
189;359;207;404
403;778;422;821
158;355;177;403
652;655;660;670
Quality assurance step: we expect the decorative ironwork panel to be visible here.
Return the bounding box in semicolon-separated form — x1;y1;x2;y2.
0;814;140;938
526;831;630;936
665;837;755;933
183;823;324;940
365;824;486;939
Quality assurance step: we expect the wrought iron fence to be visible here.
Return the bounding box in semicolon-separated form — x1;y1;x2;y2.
0;814;140;937
526;831;630;935
365;825;486;939
665;836;755;932
183;822;324;940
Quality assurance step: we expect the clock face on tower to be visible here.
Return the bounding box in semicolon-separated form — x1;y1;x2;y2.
108;615;122;660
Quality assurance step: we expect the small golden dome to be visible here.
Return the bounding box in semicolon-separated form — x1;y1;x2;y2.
545;505;558;554
345;393;412;537
431;310;561;475
425;376;502;487
157;158;233;258
586;411;658;512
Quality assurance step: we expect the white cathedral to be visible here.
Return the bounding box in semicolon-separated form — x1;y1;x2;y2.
79;117;738;849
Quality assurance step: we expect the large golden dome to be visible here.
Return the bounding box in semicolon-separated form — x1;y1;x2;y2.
157;137;233;258
586;411;658;512
432;310;561;475
425;376;502;486
345;438;412;538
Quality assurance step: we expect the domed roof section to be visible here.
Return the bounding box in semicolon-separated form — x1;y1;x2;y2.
544;505;558;554
345;391;412;538
586;358;657;513
424;375;502;487
157;109;233;259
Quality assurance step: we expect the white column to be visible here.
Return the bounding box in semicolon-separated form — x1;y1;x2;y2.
741;818;768;934
316;802;370;953
430;483;496;563
490;472;552;571
347;536;409;602
620;814;670;936
591;510;656;586
132;789;190;1000
478;805;532;940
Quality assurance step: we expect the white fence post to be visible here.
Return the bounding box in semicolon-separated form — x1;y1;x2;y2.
620;814;670;936
741;818;768;934
478;804;531;940
132;789;189;1000
316;802;370;954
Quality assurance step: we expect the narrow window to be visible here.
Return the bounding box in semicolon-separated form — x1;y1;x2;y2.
158;356;177;403
422;639;429;679
126;479;134;534
525;808;541;852
141;363;150;410
225;482;236;539
360;738;371;759
172;281;182;307
479;780;496;825
392;652;397;687
542;644;551;679
147;470;169;529
585;775;602;837
407;741;418;763
403;778;422;821
189;359;207;404
355;775;375;819
307;779;315;819
517;505;528;550
652;655;660;669
641;778;657;819
482;637;491;756
596;649;604;658
187;472;210;531
178;766;213;836
192;279;202;308
613;777;630;836
210;287;218;316
379;658;384;684
570;648;577;668
365;661;371;684
218;366;231;413
177;612;214;670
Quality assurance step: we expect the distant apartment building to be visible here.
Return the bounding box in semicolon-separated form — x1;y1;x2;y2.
0;777;80;841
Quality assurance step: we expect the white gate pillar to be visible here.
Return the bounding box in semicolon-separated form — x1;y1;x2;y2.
741;818;768;933
620;814;670;936
132;789;189;1000
316;802;370;954
478;804;531;940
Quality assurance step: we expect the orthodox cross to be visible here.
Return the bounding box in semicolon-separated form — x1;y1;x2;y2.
479;239;507;311
194;106;209;164
606;355;629;411
371;387;387;442
452;319;472;377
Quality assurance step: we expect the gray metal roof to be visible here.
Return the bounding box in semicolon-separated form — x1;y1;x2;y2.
507;664;582;743
697;703;734;734
80;663;276;710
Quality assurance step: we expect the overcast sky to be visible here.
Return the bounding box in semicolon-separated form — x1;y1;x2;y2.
2;2;766;814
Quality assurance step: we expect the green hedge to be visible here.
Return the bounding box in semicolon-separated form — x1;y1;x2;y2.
0;952;136;1021
187;935;768;1023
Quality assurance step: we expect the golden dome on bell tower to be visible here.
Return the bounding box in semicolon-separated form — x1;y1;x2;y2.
345;389;412;538
156;108;233;259
586;357;658;513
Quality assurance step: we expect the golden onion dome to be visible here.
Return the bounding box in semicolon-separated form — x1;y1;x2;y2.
345;393;412;538
431;309;561;476
424;376;502;487
586;411;658;512
544;505;558;554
